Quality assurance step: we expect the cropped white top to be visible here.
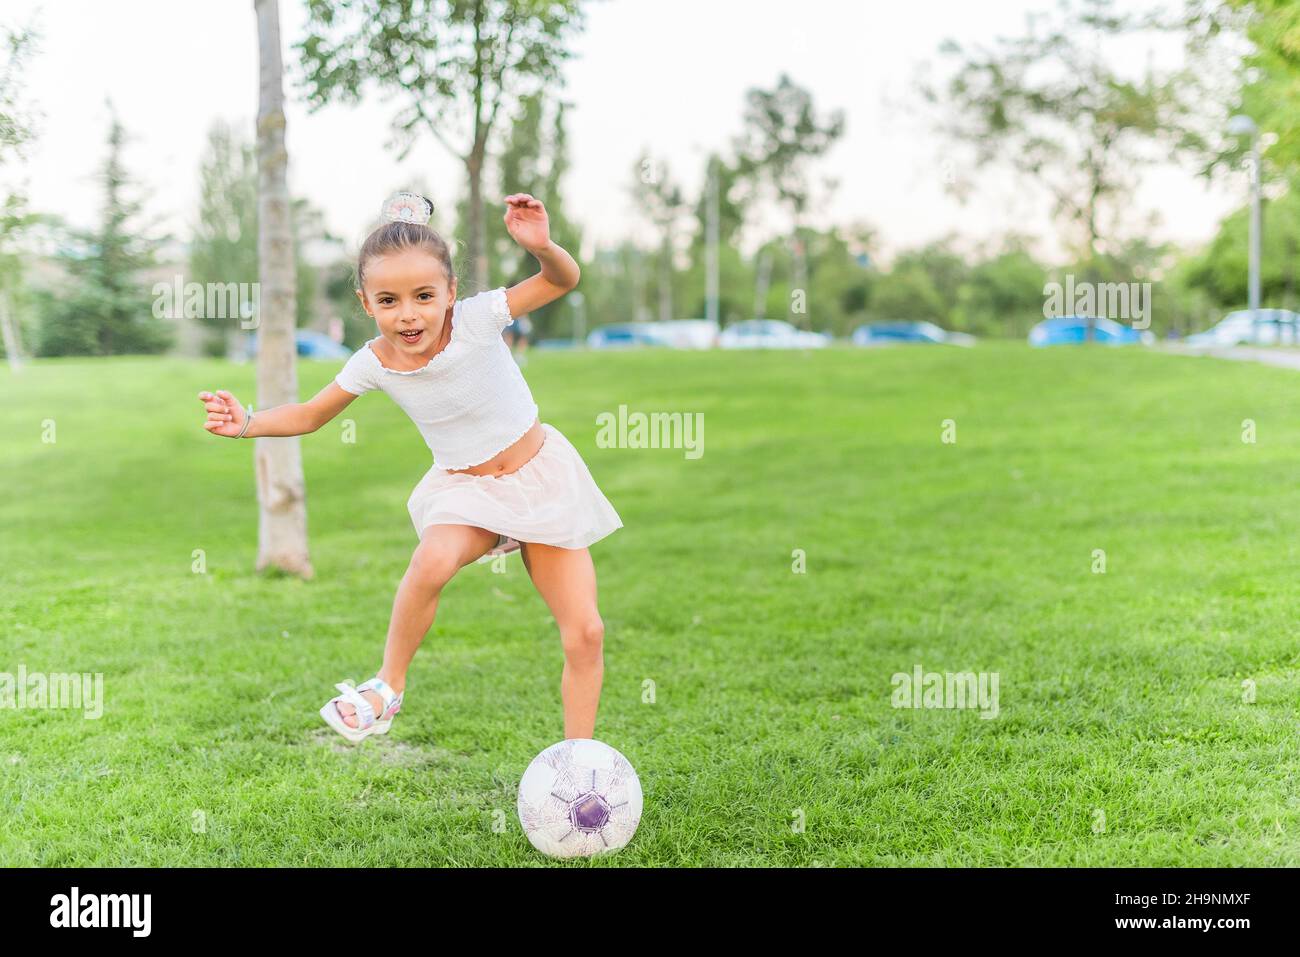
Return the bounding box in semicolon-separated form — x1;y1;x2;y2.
334;287;540;470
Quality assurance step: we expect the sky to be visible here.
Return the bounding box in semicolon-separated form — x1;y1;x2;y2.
3;0;1244;266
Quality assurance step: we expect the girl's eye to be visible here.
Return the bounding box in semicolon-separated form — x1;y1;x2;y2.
418;293;433;300
378;298;394;305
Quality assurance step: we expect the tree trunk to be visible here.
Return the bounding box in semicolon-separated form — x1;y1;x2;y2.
792;224;808;329
630;249;649;323
254;0;313;579
658;235;673;324
0;293;22;372
467;0;490;292
467;145;488;290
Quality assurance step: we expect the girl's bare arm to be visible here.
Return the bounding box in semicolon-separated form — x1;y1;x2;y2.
500;193;580;318
198;382;358;438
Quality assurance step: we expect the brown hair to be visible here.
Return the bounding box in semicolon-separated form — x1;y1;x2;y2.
356;221;456;291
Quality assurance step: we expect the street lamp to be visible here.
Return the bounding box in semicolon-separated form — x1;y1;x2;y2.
1227;114;1262;341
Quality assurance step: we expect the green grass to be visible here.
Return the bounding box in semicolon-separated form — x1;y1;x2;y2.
1;342;1299;866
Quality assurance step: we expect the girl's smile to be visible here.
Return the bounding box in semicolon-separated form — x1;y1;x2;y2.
356;248;457;368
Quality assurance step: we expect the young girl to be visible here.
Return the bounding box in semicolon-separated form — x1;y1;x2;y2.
197;191;622;743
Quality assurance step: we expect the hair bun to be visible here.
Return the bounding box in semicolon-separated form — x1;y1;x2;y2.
381;192;434;226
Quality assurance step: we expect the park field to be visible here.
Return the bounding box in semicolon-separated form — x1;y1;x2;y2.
1;342;1298;866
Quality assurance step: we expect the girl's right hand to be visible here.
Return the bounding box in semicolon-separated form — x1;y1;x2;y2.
198;390;246;438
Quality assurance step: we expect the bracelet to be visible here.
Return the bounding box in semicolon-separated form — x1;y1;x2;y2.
236;403;255;439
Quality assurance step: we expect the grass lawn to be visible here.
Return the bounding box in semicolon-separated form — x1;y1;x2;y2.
1;342;1298;866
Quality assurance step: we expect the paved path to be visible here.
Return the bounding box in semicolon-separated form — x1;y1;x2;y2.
1159;344;1300;371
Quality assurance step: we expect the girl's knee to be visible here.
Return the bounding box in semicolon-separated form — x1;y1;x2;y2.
407;543;462;591
560;615;604;660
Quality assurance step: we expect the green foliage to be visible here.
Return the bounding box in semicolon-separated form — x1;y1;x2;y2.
853;238;1051;339
452;92;584;338
190;122;258;357
1183;177;1300;312
0;20;38;360
732;72;845;224
924;0;1209;258
324;259;373;349
0;22;37;169
954;248;1051;338
297;0;585;138
35;113;173;357
628;150;690;325
188;121;332;356
686;155;747;251
297;0;588;285
1223;0;1300;174
868;260;948;325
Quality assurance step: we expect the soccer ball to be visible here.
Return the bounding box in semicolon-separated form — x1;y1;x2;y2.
517;738;643;858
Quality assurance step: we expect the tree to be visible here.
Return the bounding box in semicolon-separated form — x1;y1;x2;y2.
0;21;38;368
1216;1;1300;173
297;0;587;291
631;152;689;324
953;245;1050;338
922;0;1206;263
683;153;748;328
254;0;312;579
1185;176;1300;310
688;154;746;252
732;73;845;325
190;121;258;357
36;110;173;357
191;120;331;357
867;261;948;325
454;91;583;337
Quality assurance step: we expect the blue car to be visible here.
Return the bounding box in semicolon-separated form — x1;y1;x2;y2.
586;324;667;349
297;330;351;359
1028;316;1152;347
852;321;975;346
235;329;353;361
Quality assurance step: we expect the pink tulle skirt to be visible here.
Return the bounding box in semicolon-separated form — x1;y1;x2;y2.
406;423;623;557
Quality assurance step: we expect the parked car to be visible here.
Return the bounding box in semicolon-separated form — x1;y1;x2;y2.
1028;316;1152;347
234;329;352;361
586;324;669;349
852;321;976;347
638;319;719;349
1185;309;1300;347
535;338;581;350
297;330;351;359
718;319;830;349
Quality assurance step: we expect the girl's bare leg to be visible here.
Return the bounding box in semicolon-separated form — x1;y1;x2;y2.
335;523;498;728
520;542;604;739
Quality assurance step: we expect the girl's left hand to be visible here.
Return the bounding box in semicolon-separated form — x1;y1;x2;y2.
503;193;550;252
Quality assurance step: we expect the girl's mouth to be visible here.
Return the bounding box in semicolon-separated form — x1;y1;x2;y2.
399;329;424;344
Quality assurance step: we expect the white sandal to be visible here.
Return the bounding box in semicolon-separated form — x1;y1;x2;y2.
320;677;403;743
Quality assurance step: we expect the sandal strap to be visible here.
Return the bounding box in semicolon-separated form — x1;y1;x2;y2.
358;677;402;718
333;682;376;729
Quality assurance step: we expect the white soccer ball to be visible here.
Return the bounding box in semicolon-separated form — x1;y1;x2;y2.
517;738;643;858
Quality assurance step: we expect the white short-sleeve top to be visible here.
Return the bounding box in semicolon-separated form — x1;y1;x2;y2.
334;287;540;470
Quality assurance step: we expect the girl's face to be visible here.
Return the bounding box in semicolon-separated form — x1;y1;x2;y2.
355;247;457;355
